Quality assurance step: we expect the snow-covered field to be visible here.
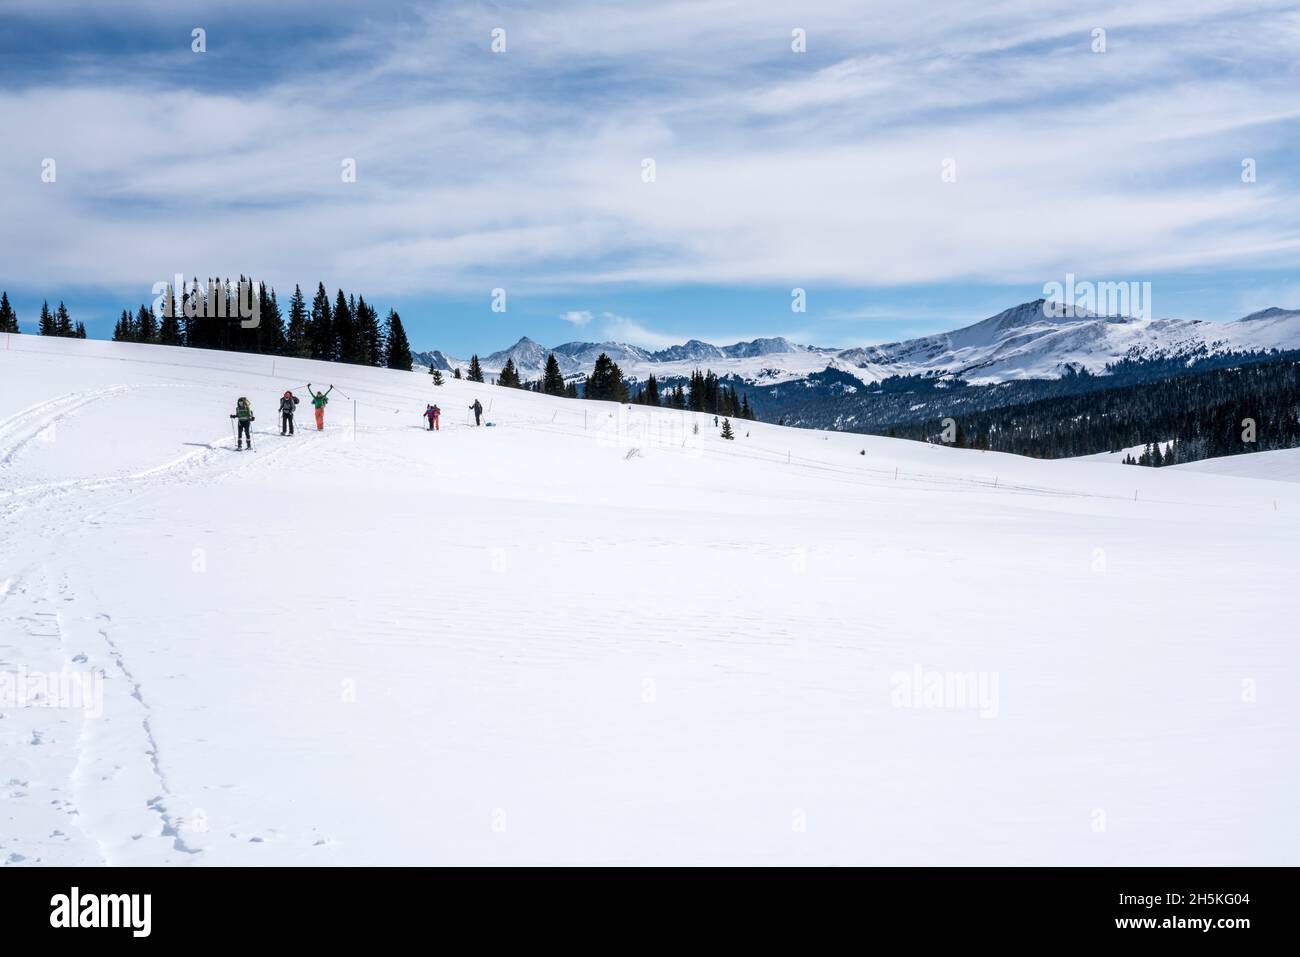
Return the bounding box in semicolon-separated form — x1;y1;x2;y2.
2;333;1297;866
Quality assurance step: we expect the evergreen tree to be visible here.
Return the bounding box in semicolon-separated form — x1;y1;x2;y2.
383;309;413;370
38;301;55;336
498;358;522;388
564;381;579;398
333;289;356;363
357;296;383;366
55;301;73;337
112;309;133;342
308;282;333;360
0;292;18;333
453;367;462;380
285;284;309;357
585;352;627;402
137;304;158;344
74;321;87;339
158;286;182;345
467;355;485;383
721;418;735;439
431;368;444;386
542;353;566;396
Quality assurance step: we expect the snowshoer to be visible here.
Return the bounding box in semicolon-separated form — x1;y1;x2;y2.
432;404;440;430
307;383;333;430
279;390;300;435
424;404;437;431
469;399;483;426
230;397;254;450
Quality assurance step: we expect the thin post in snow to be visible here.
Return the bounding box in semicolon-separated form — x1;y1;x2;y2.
271;358;276;378
353;399;357;441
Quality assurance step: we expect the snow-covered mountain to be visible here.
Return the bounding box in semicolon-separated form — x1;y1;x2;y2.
415;300;1300;388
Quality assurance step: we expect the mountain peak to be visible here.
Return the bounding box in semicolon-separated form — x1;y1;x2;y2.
1238;307;1300;323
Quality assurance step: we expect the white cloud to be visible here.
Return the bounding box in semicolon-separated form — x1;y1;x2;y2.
3;0;1299;300
560;310;593;326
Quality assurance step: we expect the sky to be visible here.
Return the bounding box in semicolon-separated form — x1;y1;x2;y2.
2;0;1299;354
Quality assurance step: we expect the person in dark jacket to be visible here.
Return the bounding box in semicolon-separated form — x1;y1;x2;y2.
230;396;254;450
279;390;300;435
469;399;483;426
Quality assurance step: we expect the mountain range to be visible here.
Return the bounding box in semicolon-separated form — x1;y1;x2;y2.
414;299;1300;388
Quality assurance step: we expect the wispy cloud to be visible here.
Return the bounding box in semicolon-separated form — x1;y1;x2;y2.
2;0;1298;309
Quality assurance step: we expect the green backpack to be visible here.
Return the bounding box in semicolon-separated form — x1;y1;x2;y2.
235;397;252;420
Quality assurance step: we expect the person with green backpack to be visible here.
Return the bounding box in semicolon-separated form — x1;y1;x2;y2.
307;383;333;430
230;396;255;450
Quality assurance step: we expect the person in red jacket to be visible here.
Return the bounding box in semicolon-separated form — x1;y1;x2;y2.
424;404;437;431
431;403;440;430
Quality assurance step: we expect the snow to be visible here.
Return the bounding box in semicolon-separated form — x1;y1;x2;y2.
1172;447;1300;483
2;332;1297;865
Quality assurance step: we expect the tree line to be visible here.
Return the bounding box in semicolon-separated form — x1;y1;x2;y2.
0;292;86;338
2;280;414;371
885;354;1300;465
479;350;755;416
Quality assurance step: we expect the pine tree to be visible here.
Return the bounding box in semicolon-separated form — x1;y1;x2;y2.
542;353;566;396
721;418;735;439
585;353;627;401
38;301;55;336
333;289;356;363
431;368;444;386
453;367;462;380
357;296;382;366
112;309;132;341
383;309;413;370
467;355;485;383
284;284;308;357
0;292;18;333
308;282;333;360
55;301;73;337
498;358;521;388
137;305;158;344
564;381;579;398
74;321;87;339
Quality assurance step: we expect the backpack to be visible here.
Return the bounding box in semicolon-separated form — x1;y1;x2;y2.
235;397;252;420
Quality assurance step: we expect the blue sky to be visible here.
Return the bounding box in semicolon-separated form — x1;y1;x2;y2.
2;0;1299;353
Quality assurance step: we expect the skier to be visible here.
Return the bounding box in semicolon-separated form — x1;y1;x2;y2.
230;396;254;450
279;390;300;435
469;399;483;426
424;404;437;431
432;403;440;430
307;383;333;431
713;415;719;427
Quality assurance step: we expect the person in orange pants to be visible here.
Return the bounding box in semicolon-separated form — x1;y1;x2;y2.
307;383;333;430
